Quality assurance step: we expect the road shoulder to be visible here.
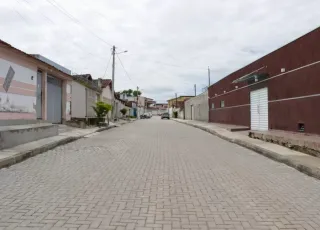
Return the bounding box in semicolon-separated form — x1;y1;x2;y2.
173;119;320;180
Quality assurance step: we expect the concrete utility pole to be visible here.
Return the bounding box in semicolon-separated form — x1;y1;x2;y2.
136;86;139;119
111;45;116;120
208;66;211;88
194;84;196;96
175;93;178;108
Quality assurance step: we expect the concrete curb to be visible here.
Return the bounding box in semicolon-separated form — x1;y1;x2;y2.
173;119;320;180
0;125;117;169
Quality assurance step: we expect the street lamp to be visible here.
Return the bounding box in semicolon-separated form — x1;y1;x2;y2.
116;50;128;54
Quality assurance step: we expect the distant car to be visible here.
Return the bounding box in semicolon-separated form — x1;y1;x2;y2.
141;113;151;119
161;113;170;119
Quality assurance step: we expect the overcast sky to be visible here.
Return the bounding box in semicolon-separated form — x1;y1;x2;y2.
0;0;319;102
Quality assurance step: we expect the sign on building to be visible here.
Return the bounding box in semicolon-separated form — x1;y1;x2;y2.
3;66;15;92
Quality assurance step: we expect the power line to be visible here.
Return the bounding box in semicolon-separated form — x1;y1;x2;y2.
11;1;29;25
103;54;112;78
116;53;132;81
11;0;111;76
17;0;54;24
44;0;113;47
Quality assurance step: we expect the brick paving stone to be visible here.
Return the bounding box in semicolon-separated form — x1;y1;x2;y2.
1;118;320;230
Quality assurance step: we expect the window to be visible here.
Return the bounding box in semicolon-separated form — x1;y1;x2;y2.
220;101;225;108
211;103;215;109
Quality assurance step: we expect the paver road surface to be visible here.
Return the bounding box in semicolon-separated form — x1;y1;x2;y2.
1;118;320;230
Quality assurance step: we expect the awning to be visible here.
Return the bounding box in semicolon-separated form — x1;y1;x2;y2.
232;73;269;84
232;66;267;84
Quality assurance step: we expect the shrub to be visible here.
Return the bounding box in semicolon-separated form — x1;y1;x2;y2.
120;108;127;116
173;111;178;118
92;101;112;125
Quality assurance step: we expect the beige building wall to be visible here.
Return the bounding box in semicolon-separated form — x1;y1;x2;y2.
184;91;208;122
71;81;86;118
102;85;112;105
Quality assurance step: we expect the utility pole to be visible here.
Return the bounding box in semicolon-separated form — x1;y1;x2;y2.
194;84;196;96
136;86;139;119
208;66;211;88
111;45;116;120
175;93;178;108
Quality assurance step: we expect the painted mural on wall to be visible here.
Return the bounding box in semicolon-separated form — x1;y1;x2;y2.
0;58;37;114
0;92;36;113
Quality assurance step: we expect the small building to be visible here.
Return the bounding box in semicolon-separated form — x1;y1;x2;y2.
146;103;168;115
114;95;131;119
71;74;101;119
185;91;208;122
0;40;72;124
98;79;112;105
167;96;194;108
154;103;168;109
167;96;194;118
208;27;320;134
119;92;146;117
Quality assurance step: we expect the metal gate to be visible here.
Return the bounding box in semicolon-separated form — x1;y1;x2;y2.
47;75;62;123
191;105;194;120
36;72;42;119
250;87;268;131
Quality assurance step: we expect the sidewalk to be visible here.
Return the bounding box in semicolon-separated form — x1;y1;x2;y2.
173;119;320;180
0;119;133;169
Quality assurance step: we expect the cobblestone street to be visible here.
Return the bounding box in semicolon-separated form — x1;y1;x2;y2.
1;118;320;230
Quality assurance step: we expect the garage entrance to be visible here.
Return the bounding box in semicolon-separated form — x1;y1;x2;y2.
47;75;62;123
250;87;268;131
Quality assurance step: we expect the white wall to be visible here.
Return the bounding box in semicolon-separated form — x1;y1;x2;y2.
86;88;99;117
178;109;184;119
184;91;208;122
0;57;37;115
115;99;131;119
71;81;86;118
102;85;112;104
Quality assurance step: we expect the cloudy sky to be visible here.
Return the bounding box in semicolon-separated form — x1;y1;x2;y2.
0;0;319;102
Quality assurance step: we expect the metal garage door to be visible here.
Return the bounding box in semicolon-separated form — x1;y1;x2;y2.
36;72;42;119
250;88;268;131
47;75;62;123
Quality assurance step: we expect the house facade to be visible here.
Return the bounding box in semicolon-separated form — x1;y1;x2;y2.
71;74;101;118
119;93;147;117
208;27;320;134
167;96;193;118
98;79;112;105
185;91;208;122
167;96;194;108
0;40;72;124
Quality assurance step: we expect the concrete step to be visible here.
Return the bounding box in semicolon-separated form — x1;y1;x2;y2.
0;123;58;150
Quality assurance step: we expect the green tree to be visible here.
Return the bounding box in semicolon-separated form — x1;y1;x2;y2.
133;90;142;97
120;108;127;116
122;89;133;96
127;89;133;96
92;101;112;125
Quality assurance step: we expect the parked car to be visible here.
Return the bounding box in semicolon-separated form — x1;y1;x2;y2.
141;113;151;119
161;113;170;119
